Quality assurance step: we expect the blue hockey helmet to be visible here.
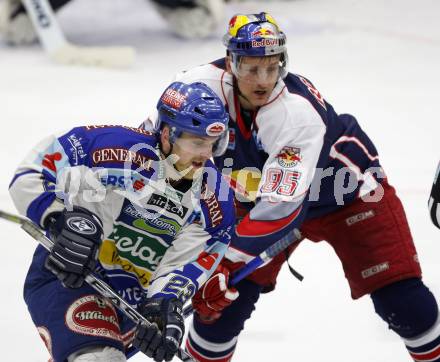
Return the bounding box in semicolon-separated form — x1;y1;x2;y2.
156;81;229;157
223;12;288;80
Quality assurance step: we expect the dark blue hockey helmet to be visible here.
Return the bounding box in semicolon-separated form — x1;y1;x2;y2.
156;81;229;157
223;12;289;80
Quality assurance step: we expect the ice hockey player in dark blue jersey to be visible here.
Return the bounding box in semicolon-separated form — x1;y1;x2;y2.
8;81;235;362
172;12;440;362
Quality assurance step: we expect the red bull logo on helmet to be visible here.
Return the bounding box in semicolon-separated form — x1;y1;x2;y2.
276;146;301;168
251;28;275;38
161;88;187;109
206;122;226;136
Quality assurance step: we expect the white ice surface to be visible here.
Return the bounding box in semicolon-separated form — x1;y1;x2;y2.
0;0;439;361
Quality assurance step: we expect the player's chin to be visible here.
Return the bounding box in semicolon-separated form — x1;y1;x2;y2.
181;162;205;180
252;96;270;107
251;91;270;105
191;160;205;169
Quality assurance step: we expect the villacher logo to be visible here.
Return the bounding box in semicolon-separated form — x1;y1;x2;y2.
65;295;121;342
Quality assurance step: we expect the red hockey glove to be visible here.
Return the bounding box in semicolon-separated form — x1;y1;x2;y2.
192;263;240;324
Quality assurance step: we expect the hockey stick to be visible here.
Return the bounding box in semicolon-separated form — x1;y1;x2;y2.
0;210;195;362
20;0;135;68
125;227;304;359
179;227;303;319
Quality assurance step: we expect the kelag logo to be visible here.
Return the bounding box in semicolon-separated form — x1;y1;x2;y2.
108;223;167;270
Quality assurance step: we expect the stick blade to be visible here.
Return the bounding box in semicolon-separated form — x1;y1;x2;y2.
51;44;136;68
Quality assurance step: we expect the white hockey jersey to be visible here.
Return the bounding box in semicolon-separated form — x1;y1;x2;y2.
172;59;384;262
9;125;235;305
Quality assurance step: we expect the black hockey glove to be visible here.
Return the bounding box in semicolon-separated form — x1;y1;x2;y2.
133;297;185;362
44;206;103;289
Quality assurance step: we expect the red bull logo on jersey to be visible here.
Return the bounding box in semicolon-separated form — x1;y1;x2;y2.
276;146;301;168
161;88;187;109
206;122;226;136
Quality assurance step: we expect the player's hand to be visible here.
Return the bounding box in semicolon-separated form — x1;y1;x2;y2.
192;263;239;324
44;206;103;289
133;298;185;362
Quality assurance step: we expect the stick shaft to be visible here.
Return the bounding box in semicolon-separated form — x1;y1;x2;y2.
182;227;302;318
0;210;194;362
21;0;66;54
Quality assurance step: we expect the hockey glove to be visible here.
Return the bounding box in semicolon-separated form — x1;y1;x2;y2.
133;297;185;362
192;263;239;324
44;206;103;289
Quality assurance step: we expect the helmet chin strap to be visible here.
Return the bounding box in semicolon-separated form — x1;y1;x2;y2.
233;77;254;110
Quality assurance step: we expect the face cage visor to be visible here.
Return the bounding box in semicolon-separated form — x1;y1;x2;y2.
171;126;229;158
230;51;289;84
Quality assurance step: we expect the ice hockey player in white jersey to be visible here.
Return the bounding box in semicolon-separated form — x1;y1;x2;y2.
171;12;440;362
8;81;235;362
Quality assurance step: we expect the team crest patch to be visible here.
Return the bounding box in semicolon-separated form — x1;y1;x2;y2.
65;295;121;342
276;146;301;168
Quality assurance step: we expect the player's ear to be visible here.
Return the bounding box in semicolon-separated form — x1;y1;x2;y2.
160;125;172;154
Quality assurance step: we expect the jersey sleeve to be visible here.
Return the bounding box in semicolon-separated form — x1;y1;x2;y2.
229;95;327;260
8;126;158;235
429;160;440;229
9;130;80;228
